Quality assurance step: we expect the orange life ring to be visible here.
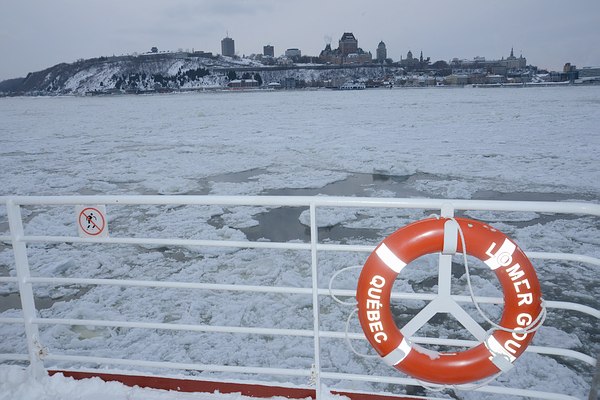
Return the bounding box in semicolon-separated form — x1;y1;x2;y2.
356;217;543;385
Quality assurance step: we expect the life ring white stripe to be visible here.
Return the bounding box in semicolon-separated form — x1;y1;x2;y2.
382;338;413;366
485;336;516;363
376;243;407;274
484;238;517;270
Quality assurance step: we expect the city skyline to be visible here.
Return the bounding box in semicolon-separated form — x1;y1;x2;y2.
1;0;599;81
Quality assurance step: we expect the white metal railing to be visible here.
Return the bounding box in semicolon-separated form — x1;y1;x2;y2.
0;195;599;400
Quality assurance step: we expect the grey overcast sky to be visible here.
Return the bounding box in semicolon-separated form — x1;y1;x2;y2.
1;0;599;81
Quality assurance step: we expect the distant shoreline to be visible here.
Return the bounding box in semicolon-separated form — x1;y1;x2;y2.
3;80;599;98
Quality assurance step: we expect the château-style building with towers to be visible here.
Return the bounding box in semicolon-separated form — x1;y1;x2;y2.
319;32;372;65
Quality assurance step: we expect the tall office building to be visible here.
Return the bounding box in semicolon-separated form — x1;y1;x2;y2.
221;36;235;57
376;41;387;63
263;45;274;57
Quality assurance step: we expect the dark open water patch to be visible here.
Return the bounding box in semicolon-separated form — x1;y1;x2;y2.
240;206;307;242
238;206;379;243
472;189;596;202
205;170;593;243
0;290;90;313
0;293;21;313
236;171;428;242
206;172;421;243
208;168;270;184
263;172;425;197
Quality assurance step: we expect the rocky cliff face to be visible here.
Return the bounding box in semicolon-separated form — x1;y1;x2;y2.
0;53;397;96
0;53;246;95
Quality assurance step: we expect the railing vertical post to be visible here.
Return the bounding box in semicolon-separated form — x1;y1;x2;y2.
590;353;600;400
309;203;322;399
6;199;45;377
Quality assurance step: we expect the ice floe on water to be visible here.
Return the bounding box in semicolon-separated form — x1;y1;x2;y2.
0;86;599;399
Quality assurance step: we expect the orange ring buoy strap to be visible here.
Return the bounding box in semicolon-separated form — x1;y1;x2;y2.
356;217;543;385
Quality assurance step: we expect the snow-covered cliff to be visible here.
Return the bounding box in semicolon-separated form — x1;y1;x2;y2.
0;53;397;96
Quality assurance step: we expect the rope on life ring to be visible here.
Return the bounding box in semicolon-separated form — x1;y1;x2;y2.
356;217;544;385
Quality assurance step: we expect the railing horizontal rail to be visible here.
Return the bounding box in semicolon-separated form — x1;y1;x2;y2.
0;317;24;324
0;354;28;362
18;235;313;251
44;354;313;378
403;337;595;365
543;300;600;319
28;277;314;295
526;346;596;365
3;195;600;216
526;252;600;266
34;317;315;337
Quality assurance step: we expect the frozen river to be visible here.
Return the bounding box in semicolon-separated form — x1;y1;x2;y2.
0;86;599;399
1;86;599;198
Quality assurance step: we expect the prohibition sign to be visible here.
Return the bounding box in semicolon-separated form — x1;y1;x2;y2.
78;206;106;237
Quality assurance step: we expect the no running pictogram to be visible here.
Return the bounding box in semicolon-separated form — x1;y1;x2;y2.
78;207;106;236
